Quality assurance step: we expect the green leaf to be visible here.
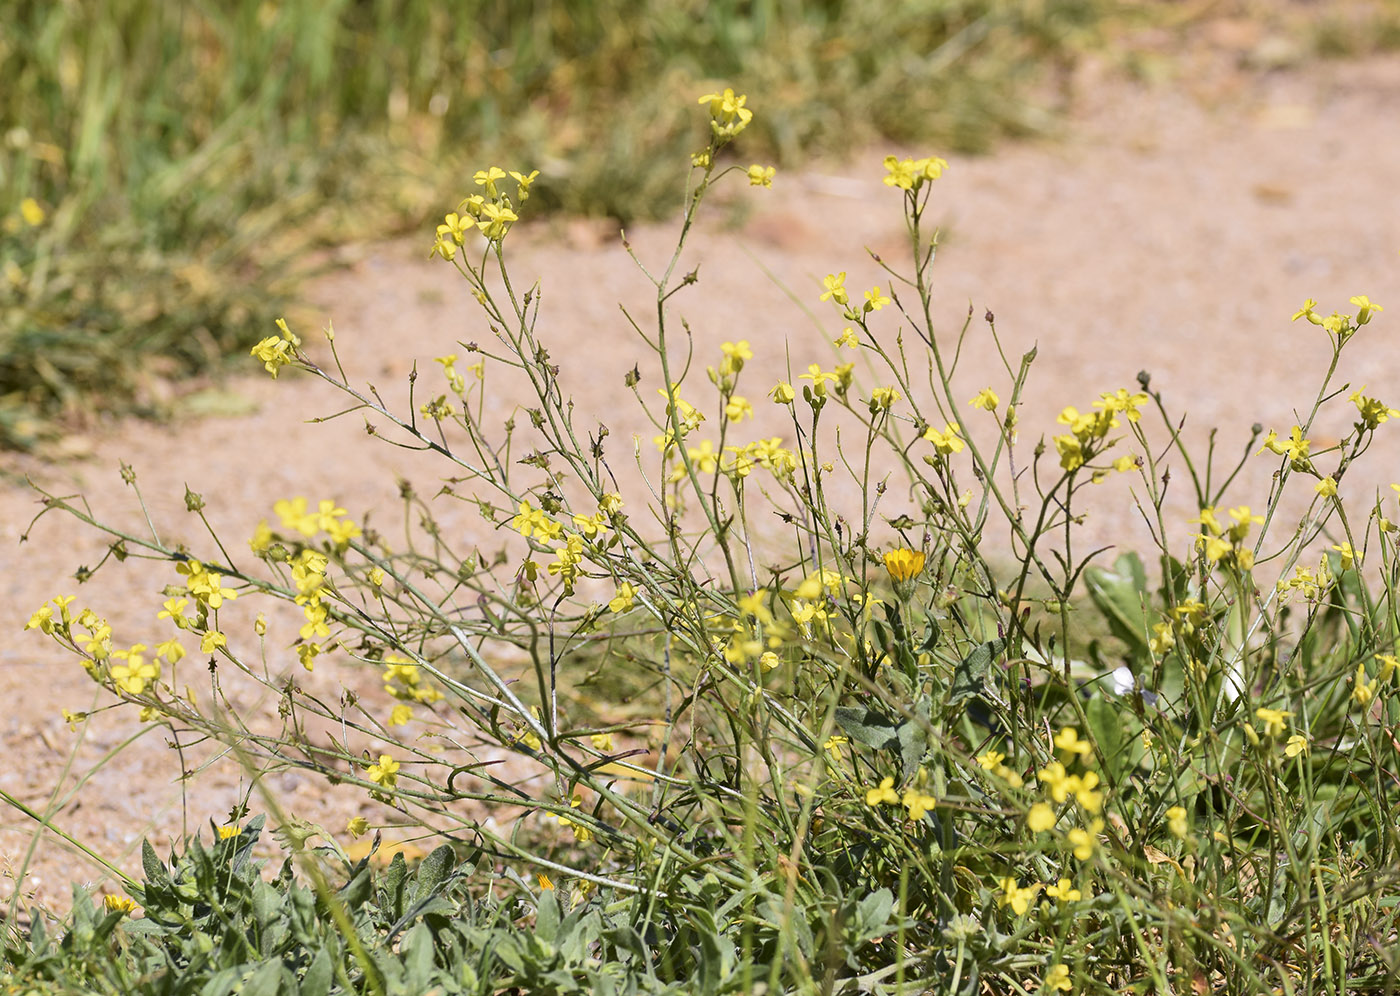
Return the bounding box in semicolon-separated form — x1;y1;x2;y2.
399;922;436;987
1084;693;1124;780
142;839;170;889
918;616;940;654
855;888;894;940
241;958;285;996
1084;552;1152;657
949;638;1004;708
410;845;454;905
300;948;332;996
834;706;898;750
538;886;564;945
251;880;282;930
896;719;927;782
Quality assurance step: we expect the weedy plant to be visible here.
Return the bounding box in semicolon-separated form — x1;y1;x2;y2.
11;89;1400;995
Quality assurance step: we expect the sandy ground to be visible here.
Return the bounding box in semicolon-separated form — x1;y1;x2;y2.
3;45;1400;918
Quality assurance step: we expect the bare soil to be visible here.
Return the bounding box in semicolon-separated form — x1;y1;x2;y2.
4;46;1400;916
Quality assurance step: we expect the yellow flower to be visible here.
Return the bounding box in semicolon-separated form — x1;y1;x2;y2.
1258;426;1311;468
834;327;859;348
863;286;891;312
1254;707;1292;739
725;396;754;422
103;894;137;916
511;501;562;541
1053;433;1085;471
479;202;518;240
590;732;615;752
217;825;241;840
718;340;753;376
1044;963;1073;992
538;872;555;891
769;381;796;405
865;777;900;807
759;650;781;671
746;164;776;187
1054;727;1092;757
1038;762;1075;804
820;272;849;305
968;387;999;411
1071;771;1103;814
697;87;753;139
388;704;414;727
551;795;595;843
996;877;1040;916
882;155;948;190
177;560;239;608
823;735;848;761
473;166;507;195
1027;802;1057;832
1292;298;1321;324
902;789;937;821
110;646;158;695
1353;663;1376;707
1067;820;1103;861
608;582;636;613
1348;388;1400;429
1332;542;1359;570
250;335;294;378
1316;476;1337;497
24;603;56;634
326;517;361;548
248;519;273;554
436;212;474;246
882;548;926;583
297;642;320;672
200;630;226;654
1350;295;1383;325
1285;734;1310;757
274;497;317;536
1044;879;1081;903
366;754;399;789
429;235;457;261
1165;805;1188;839
869;387;902;412
1377;653;1399;683
19;198;45;227
346;817;369;838
923;422;964;454
509;169;540;200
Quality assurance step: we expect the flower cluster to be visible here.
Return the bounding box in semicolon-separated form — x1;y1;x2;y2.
1258;425;1311;471
882;155;948;192
1051;389;1146;474
1292;295;1383;343
429;167;538;259
382;652;444;706
864;776;937;823
698;88;752;140
1023;728;1105;868
1191;505;1263;571
249;318;302;379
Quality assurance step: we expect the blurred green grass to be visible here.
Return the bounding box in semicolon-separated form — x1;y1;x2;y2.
2;0;1132;449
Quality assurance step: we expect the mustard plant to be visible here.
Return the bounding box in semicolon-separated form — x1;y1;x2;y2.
18;88;1400;996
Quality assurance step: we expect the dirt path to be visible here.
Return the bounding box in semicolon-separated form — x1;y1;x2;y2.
4;50;1400;916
